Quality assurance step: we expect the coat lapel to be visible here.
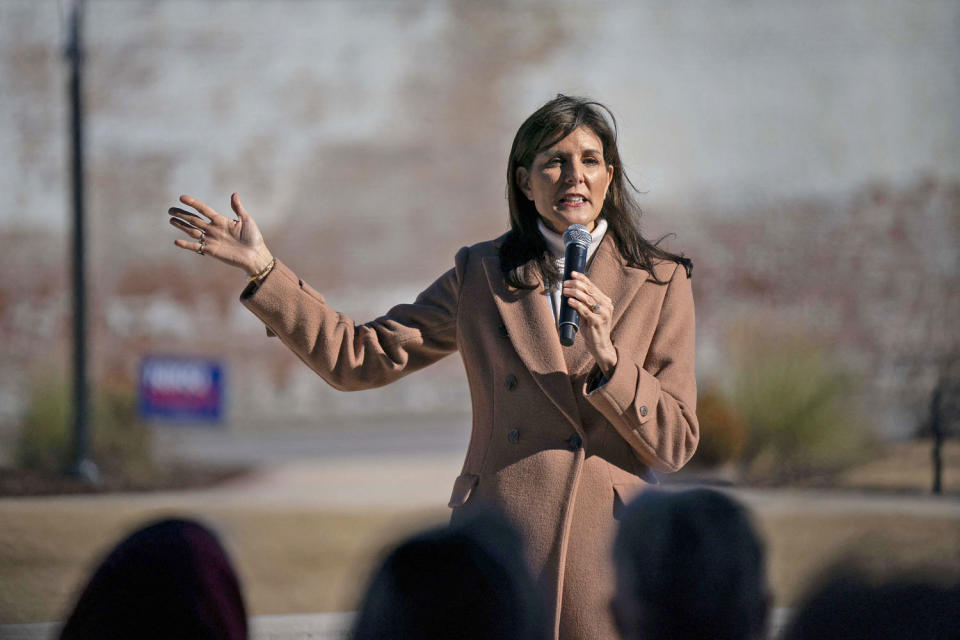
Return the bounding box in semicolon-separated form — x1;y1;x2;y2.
562;234;650;375
483;256;585;434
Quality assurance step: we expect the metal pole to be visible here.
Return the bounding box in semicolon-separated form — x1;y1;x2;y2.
931;384;942;495
65;0;98;482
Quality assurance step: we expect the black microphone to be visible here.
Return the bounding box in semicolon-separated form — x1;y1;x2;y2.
558;224;592;347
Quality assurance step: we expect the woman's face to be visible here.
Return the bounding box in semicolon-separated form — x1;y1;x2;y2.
516;126;614;234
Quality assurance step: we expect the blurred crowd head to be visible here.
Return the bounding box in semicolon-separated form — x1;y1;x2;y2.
782;567;960;640
59;517;247;640
350;506;550;640
612;488;770;640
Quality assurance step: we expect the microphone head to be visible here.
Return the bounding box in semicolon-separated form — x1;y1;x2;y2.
562;224;592;248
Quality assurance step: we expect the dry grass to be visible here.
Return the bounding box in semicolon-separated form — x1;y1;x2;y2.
0;503;447;624
2;496;959;625
827;439;960;494
758;512;960;606
221;508;449;616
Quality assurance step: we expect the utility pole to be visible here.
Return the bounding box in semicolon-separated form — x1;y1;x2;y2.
64;0;98;482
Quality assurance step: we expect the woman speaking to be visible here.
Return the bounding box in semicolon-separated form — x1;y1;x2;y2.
168;95;698;640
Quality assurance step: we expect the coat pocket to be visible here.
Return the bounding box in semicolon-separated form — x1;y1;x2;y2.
612;482;645;521
447;473;479;508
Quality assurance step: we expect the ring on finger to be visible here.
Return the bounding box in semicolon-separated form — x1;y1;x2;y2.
199;229;206;241
591;302;601;312
196;240;205;256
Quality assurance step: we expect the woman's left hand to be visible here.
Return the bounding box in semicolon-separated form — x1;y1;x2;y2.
563;271;617;377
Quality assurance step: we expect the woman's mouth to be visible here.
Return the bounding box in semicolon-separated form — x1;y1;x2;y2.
558;195;587;207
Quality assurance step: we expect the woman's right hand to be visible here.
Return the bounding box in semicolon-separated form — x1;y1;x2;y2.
168;193;274;276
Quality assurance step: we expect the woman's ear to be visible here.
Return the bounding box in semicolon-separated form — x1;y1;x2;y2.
516;167;533;200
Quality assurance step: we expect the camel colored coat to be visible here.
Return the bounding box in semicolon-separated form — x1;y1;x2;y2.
240;232;698;640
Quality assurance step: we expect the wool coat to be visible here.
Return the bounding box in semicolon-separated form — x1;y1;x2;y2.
239;231;699;640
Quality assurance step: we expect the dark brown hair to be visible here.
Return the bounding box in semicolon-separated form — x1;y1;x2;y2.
501;94;692;289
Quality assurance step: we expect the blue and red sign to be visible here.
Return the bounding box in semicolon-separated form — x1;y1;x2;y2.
139;355;224;423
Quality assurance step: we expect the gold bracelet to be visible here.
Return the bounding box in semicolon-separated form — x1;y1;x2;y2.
245;257;276;283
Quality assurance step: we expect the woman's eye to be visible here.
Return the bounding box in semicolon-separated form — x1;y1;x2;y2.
584;156;600;165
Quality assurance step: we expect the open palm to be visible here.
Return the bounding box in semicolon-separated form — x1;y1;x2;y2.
168;193;273;276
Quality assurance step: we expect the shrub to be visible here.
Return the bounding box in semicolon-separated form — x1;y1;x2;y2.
91;377;154;480
693;388;748;467
15;378;72;473
726;326;873;482
15;373;153;478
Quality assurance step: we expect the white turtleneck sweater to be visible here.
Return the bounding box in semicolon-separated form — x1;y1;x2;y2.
537;217;608;326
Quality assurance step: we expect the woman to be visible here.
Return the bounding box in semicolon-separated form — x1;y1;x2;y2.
168;95;698;639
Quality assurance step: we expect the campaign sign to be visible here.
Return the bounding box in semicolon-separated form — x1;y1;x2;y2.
139;355;224;424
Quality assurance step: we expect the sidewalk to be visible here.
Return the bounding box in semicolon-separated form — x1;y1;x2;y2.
7;453;954;515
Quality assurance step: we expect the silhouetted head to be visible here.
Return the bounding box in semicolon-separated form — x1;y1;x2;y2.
60;517;247;640
782;568;960;640
612;488;769;640
350;507;549;640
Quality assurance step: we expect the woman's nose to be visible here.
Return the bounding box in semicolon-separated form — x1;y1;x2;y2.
563;161;585;184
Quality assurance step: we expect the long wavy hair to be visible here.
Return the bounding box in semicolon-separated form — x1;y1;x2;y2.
501;95;692;289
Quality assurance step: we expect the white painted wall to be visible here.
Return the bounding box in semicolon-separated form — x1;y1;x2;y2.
1;0;957;438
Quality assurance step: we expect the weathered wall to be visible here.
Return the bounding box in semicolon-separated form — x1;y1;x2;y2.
2;0;958;439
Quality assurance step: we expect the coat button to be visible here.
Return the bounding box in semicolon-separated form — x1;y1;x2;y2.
639;405;648;417
498;323;509;338
505;374;518;391
567;434;583;450
508;429;520;444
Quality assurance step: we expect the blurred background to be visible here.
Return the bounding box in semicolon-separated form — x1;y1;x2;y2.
1;0;958;630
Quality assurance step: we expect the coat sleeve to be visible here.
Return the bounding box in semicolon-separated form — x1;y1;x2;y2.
239;247;467;391
583;262;699;472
